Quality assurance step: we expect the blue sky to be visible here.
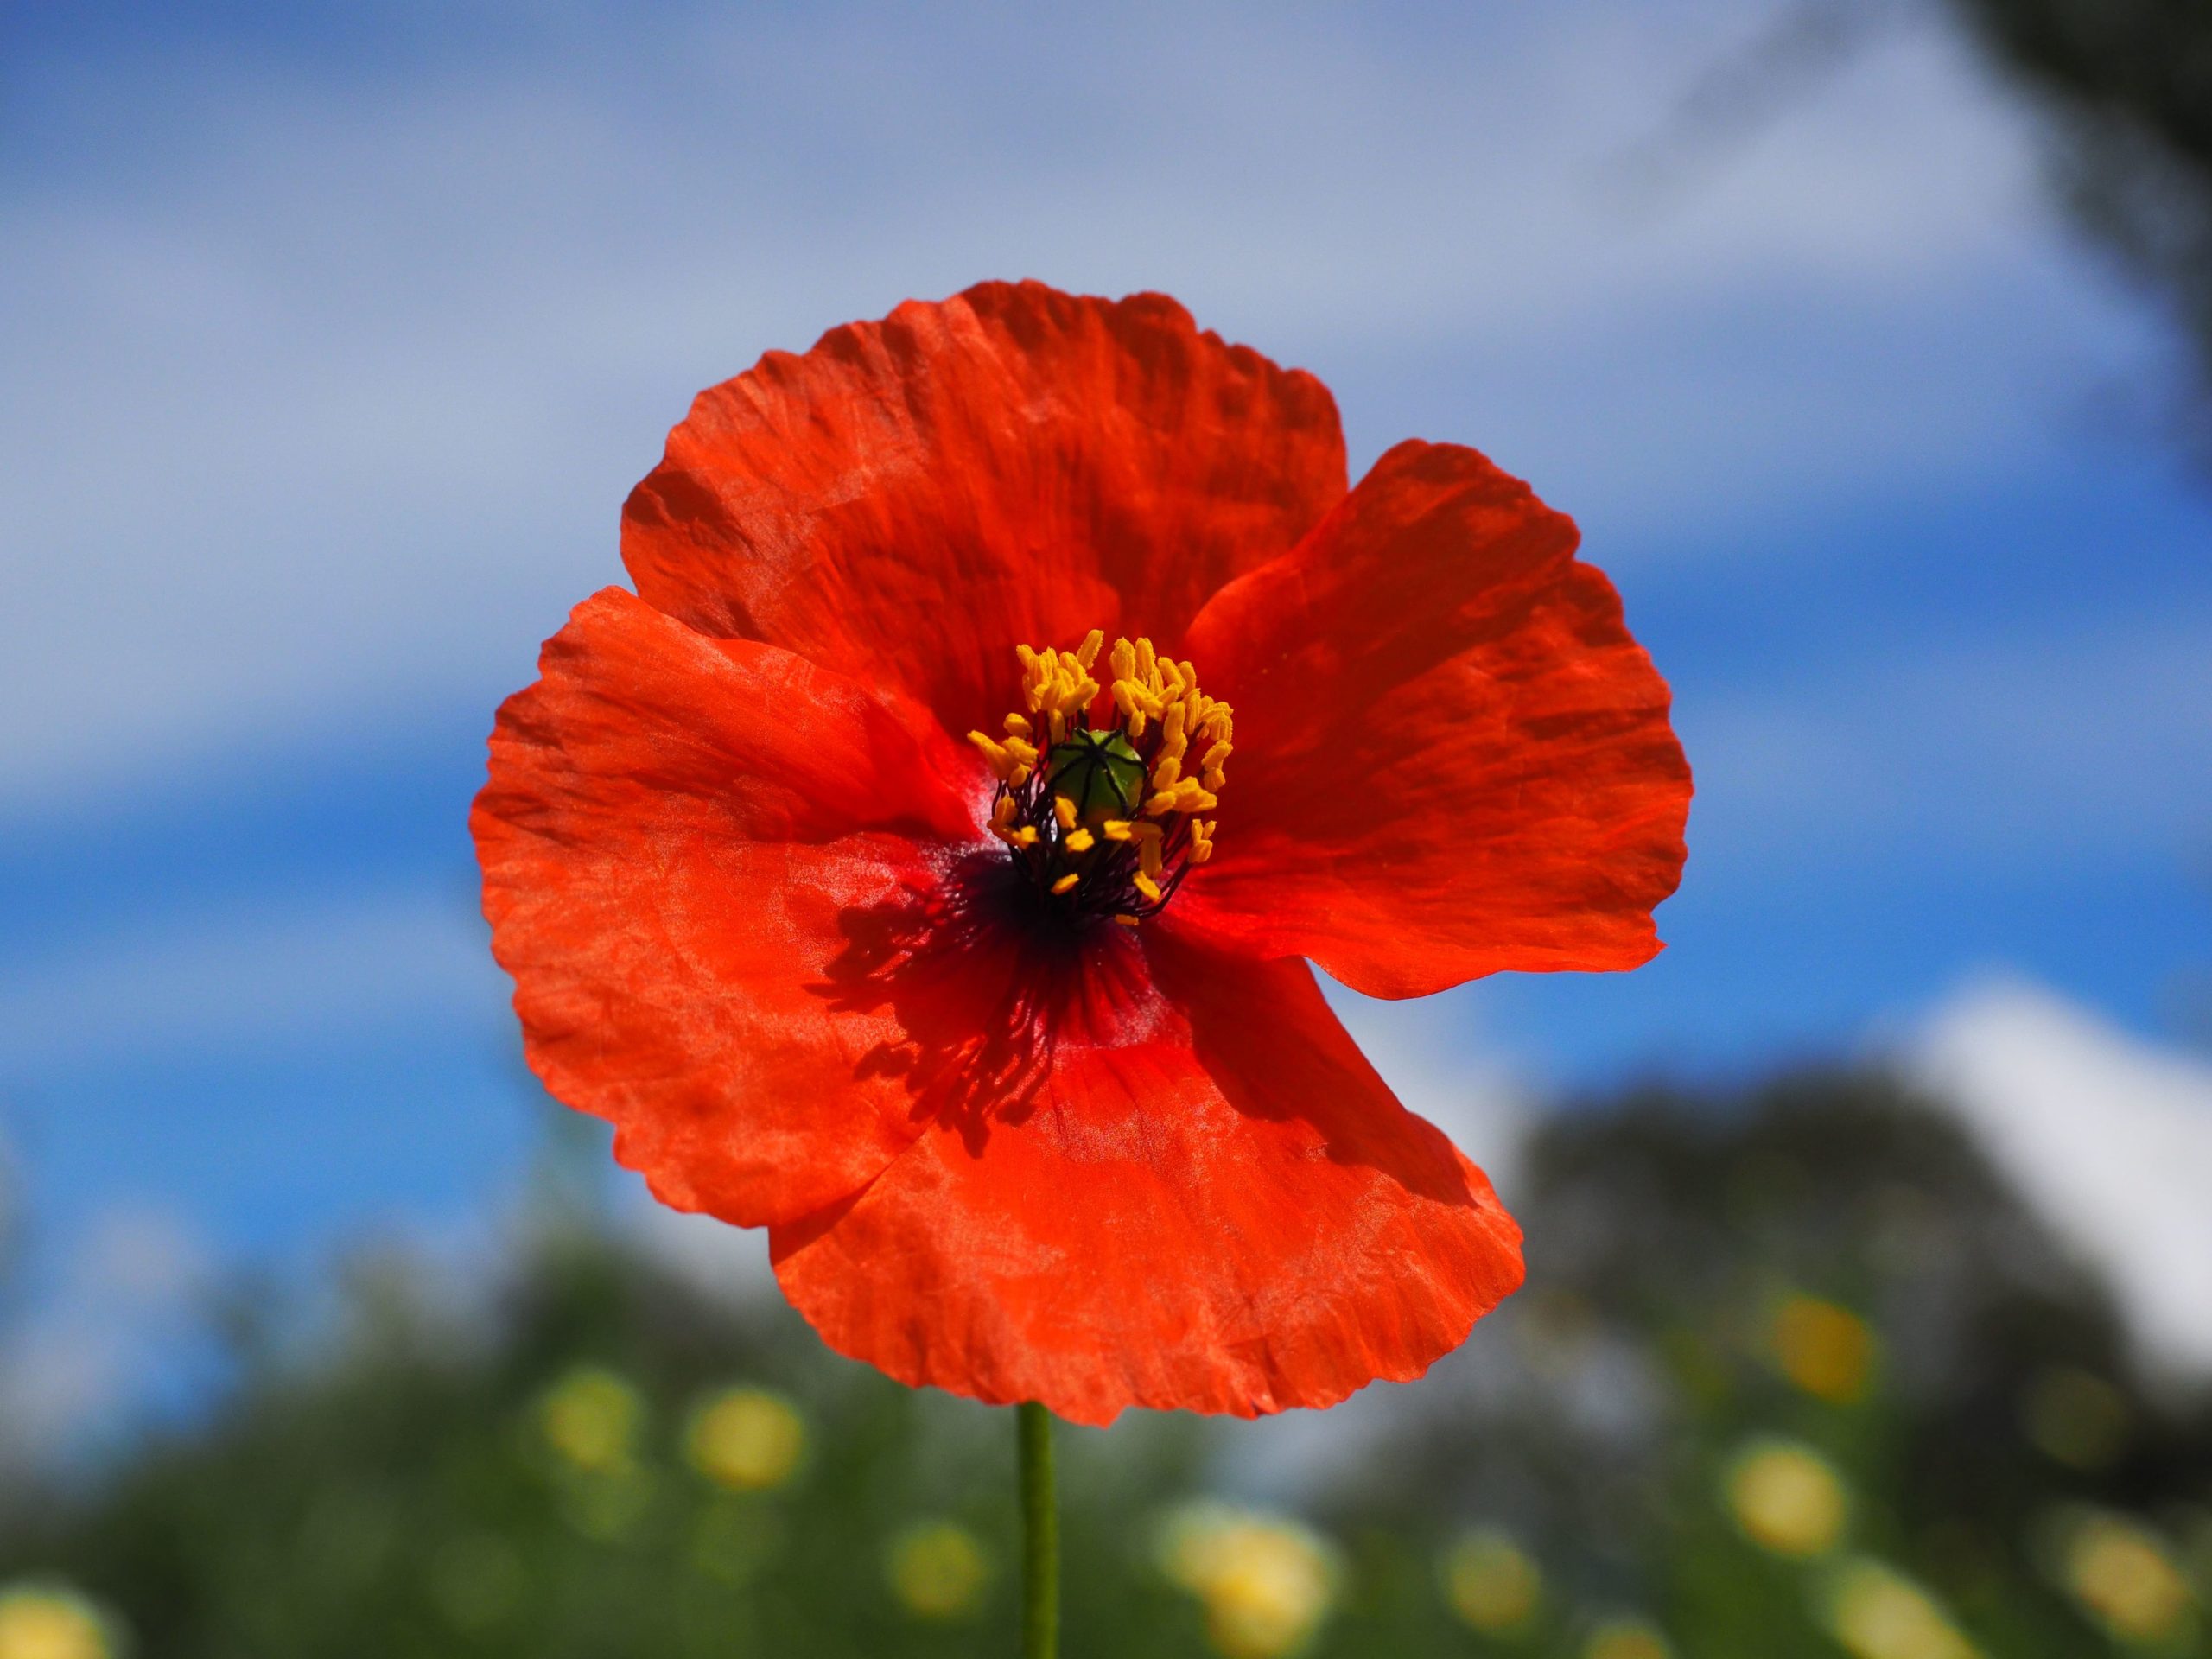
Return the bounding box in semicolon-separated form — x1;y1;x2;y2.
3;0;2210;1437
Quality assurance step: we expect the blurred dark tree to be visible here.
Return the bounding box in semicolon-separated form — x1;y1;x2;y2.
1321;1069;2212;1659
1643;0;2212;459
1945;0;2212;453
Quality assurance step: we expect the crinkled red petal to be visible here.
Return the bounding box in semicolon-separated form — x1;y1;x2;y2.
770;918;1524;1426
620;280;1346;739
1177;440;1693;999
471;588;985;1228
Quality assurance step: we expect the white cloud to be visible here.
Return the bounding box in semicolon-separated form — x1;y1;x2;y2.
0;0;2131;809
1915;977;2212;1380
1688;610;2212;870
1325;980;1535;1204
0;887;504;1073
73;1204;214;1311
625;1198;778;1306
0;1202;213;1465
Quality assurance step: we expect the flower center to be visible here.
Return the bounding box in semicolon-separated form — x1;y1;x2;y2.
967;629;1230;926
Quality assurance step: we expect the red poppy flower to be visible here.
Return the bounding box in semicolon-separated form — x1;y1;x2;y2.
473;281;1690;1427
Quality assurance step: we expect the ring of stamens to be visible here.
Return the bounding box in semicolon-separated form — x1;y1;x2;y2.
969;629;1230;926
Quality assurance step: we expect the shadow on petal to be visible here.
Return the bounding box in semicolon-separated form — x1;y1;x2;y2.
809;851;1174;1156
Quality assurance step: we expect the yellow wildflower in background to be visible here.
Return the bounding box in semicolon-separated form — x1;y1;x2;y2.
538;1365;644;1473
2060;1510;2196;1645
887;1522;989;1620
0;1585;118;1659
1440;1529;1542;1634
1584;1616;1673;1659
1820;1559;1980;1659
685;1387;805;1491
1726;1437;1848;1557
1160;1503;1340;1658
1770;1295;1876;1403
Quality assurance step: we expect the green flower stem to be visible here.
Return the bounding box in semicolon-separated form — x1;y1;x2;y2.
1018;1401;1059;1659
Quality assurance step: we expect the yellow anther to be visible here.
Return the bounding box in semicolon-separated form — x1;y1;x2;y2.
1114;677;1163;721
1133;872;1163;903
1151;755;1181;791
1075;628;1104;670
1128;822;1164;843
1140;836;1164;879
1135;637;1158;685
1109;639;1137;682
1139;781;1210;814
1008;825;1039;847
1052;872;1081;895
1102;819;1134;842
1202;767;1225;792
1047;709;1067;746
1008;763;1032;788
993;796;1017;828
1064;827;1096;854
1200;740;1231;772
968;730;1020;781
1174;782;1218;813
1053;795;1078;831
1003;736;1039;767
1003;713;1033;737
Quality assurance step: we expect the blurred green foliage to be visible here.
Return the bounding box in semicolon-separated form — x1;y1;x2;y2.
2;1069;2207;1658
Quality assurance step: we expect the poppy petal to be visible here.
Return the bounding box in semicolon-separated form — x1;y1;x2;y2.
620;280;1347;738
768;919;1524;1426
471;588;986;1228
1177;441;1692;1000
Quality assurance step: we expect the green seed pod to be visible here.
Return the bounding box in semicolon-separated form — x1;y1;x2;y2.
1046;729;1146;819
